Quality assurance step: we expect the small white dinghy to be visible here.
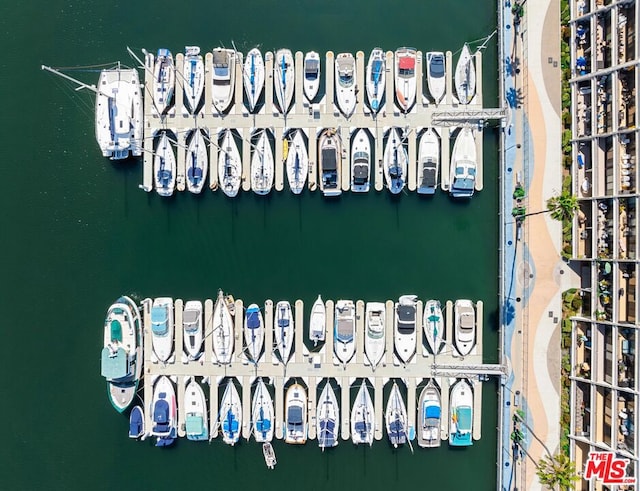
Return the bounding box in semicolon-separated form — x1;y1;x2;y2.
244;48;265;113
185;129;208;194
212;290;234;364
183;46;204;114
309;295;326;345
303;51;321;102
263;442;277;469
250;130;274;195
218;129;242;198
286;129;309;194
274;301;294;364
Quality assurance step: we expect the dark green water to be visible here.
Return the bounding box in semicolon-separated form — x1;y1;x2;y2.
2;1;500;489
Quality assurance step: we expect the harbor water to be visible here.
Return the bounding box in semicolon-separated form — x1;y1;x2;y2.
1;0;500;489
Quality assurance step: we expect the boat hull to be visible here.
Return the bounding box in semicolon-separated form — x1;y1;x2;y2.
183;48;204;114
335;53;356;117
351;381;374;445
423;299;444;355
212;291;234;364
309;295;326;344
218;130;242;198
418;381;442;448
449;126;477;198
417;128;440;195
211;48;236;113
394;295;417;364
366;48;386;113
351;129;371;193
303;52;321;102
394;48;417;112
183;300;203;360
220;380;242;445
426;51;446;104
334;300;356;364
317;383;339;448
365;302;386;369
449;379;473;446
250;130;274;195
285;384;307;444
185;130;208;194
319;129;342;196
386;382;408;447
151;297;174;363
274;301;294;363
153;49;175;115
150;375;177;446
154;132;176;197
252;379;274;443
383;128;408;194
286;130;309;194
454;299;476;356
244;304;264;363
454;44;476;105
274;49;295;114
244;48;265;113
185;379;209;441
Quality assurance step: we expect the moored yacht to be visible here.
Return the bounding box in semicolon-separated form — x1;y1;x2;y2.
394;295;417;363
211;47;236;113
426;51;446;104
185;378;209;441
383;127;408;194
351;128;371;193
286;129;309;194
183;300;203;361
303;51;321;102
318;128;342;197
449;378;473;446
309;295;326;345
351;380;374;445
417;128;440;195
252;378;274;443
212;290;234;364
423;299;444;355
274;301;294;364
285;383;307;444
244;303;264;363
244;48;265;113
219;379;242;446
454;44;476;105
449;126;477;198
454;299;476;356
335;52;357;117
317;382;339;449
250;130;274;195
183;46;204;114
153;48;175;114
150;375;177;447
386;381;408;448
418;380;442;448
154;131;176;197
185;129;208;194
394;47;417;112
274;49;295;114
151;297;174;363
334;300;356;364
365;302;386;369
218;129;242;198
366;48;386;113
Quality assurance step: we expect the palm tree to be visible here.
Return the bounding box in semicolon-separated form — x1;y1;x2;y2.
536;453;579;490
546;190;579;222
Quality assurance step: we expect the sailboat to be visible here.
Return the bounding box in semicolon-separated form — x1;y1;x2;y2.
218;129;242;198
335;52;357;117
423;299;444;355
366;48;386;113
285;383;307;444
252;378;274;443
211;47;236;113
426;51;446;104
449;126;477;198
183;300;203;361
351;380;374;445
418;380;442;448
317;382;339;449
394;47;417;112
153;48;175;114
250;130;274;195
416;128;440;195
274;301;294;364
185;378;209;441
449;378;473;446
244;48;265;113
286;129;309;194
454;44;476;105
219;379;242;446
365;302;386;369
274;49;295;114
185;129;208;194
351;128;371;193
309;295;326;345
386;381;408;448
303;51;321;102
334;300;356;364
244;303;264;363
318;128;342;197
383;128;408;194
154;131;176;197
183;46;204;114
212;290;234;364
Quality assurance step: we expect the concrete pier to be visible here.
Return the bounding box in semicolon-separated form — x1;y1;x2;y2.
242;376;250;439
374;377;383;440
340;377;349;440
307;376;317;440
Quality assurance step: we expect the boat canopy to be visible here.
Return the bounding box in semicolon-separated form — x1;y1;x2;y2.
183;309;199;331
399;57;415;70
321;148;337;171
421;161;437;188
277;313;289;328
389;416;406;443
460;312;475;331
101;347;128;379
305;60;319;78
425;405;441;420
110;319;123;343
353;163;368;184
151;306;169;335
371;60;383;81
319;420;336;446
354;419;370;435
287;406;303;427
154;398;169;424
186;414;205;436
397;304;415;323
429;55;445;76
256;410;272;434
223;410;240;434
247;309;261;329
456;407;472;431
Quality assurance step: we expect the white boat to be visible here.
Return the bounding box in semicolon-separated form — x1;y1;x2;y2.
150;375;177;447
454;44;476;105
274;301;294;364
274;49;295;114
418;380;442;448
95;67;143;160
334;300;356;364
211;47;236;113
252;378;274;443
243;48;265;113
335;53;356;117
383;128;408;194
365;302;386;369
351;128;371;192
394;47;417;112
244;303;264;363
454;299;476;356
317;383;339;449
218;129;242;198
185;129;208;194
219;379;242;446
318;128;342;197
449;378;473;446
351;380;374;445
101;296;142;413
449;126;477;198
212;290;234;364
154;131;176;197
151;297;174;363
153;48;175;114
417;128;440;195
366;48;386;113
423;299;444;355
183;300;203;360
386;381;408;448
286;129;309;194
263;442;277;469
128;405;144;438
285;383;307;444
250;130;274;195
183;46;204;114
426;51;446;104
309;295;326;345
394;294;417;364
303;51;321;102
185;378;209;441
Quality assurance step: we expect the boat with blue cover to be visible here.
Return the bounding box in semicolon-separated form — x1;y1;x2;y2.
285;383;307;444
274;49;294;114
154;131;176;197
244;303;264;363
252;378;274;443
286;130;309;194
426;51;446;104
351;380;374;445
243;48;264;113
366;48;386;113
418;380;442;448
128;405;145;439
151;297;174;363
449;126;477;198
185;130;208;194
449;378;473;447
153;48;175;114
183;46;204;114
383;128;408;194
386;381;408;448
185;378;208;441
334;300;356;364
317;382;339;449
150;375;177;447
101;295;142;413
220;379;242;445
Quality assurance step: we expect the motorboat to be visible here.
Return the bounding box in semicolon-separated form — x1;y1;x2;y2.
394;47;417;112
185;378;209;441
274;49;295;114
383;127;408;194
274;301;294;364
244;303;264;363
252;378;274;443
334;300;356;364
386;381;408;448
250;130;274;195
318;128;342;197
218;129;242;198
128;405;144;438
309;295;326;345
365;302;386;369
454;299;476;356
183;300;203;360
423;299;444;355
417;128;440;195
263;442;277;469
219;379;242;446
426;51;446;104
335;52;356;117
394;295;417;364
95;67;143;160
303;51;321;102
151;297;174;363
154;131;176;197
454;44;476;105
317;382;339;449
286;129;309;194
150;375;177;447
101;296;142;413
366;48;386;113
153;48;175;114
418;380;442;448
212;290;234;364
449;126;477;198
285;383;307;444
183;46;204;114
211;47;236;113
351;380;374;445
244;48;264;113
449;378;473;446
185;129;208;194
351;128;371;193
